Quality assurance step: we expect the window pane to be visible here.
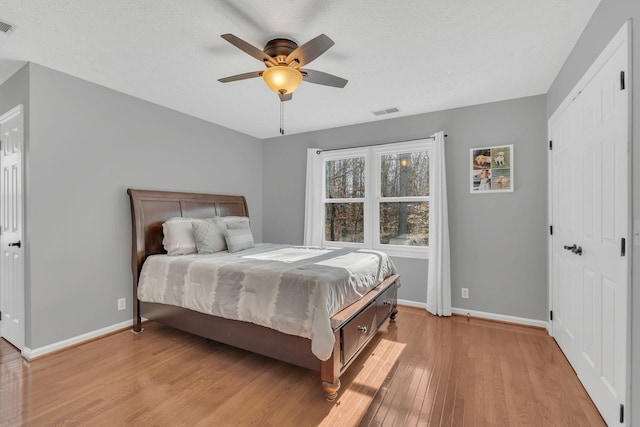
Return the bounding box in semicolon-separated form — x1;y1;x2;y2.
325;157;366;199
380;151;429;197
325;203;364;243
379;202;429;246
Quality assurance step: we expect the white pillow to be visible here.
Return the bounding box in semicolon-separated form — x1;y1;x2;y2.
222;216;251;230
192;217;227;254
224;226;255;253
162;217;198;256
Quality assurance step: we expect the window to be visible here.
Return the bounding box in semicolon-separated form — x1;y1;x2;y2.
324;156;366;243
377;150;429;247
320;140;430;258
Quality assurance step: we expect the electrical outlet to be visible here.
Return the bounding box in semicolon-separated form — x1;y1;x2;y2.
461;288;469;299
117;298;126;311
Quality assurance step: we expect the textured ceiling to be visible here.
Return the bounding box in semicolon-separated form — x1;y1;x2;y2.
0;0;601;139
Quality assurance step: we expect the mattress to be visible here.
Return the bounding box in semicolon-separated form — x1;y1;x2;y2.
138;243;397;360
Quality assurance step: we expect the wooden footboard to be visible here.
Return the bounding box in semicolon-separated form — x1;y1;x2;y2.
127;188;399;401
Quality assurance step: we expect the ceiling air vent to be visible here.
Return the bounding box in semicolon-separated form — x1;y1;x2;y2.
372;107;399;116
0;20;15;34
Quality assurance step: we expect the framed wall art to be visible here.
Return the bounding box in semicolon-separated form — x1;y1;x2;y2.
470;145;513;193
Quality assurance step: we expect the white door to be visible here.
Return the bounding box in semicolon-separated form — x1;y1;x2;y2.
0;104;24;350
549;24;629;426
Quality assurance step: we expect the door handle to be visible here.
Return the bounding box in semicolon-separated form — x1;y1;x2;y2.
8;241;20;248
562;243;582;256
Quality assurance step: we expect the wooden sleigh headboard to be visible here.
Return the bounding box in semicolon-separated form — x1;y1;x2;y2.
127;188;249;324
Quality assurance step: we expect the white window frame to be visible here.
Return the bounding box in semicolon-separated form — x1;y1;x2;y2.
319;140;431;259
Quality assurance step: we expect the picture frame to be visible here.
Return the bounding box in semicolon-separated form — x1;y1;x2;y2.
470;145;513;193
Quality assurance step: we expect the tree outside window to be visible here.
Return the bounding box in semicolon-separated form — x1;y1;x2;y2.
324;157;365;243
379;151;429;247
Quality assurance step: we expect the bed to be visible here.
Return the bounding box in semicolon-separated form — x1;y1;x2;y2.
127;188;399;400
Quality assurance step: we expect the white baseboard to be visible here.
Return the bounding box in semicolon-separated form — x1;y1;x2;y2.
451;307;549;329
22;319;133;360
397;299;549;330
397;298;427;309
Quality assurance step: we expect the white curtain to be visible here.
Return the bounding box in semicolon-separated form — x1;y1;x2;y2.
426;131;452;316
303;148;323;246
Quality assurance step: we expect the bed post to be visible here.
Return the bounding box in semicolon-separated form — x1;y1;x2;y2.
132;277;142;333
320;329;342;401
127;189;143;333
390;305;398;321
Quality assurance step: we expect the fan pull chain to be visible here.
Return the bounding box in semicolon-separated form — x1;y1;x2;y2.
280;99;285;135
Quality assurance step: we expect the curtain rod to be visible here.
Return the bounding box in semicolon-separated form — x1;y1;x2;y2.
315;134;448;154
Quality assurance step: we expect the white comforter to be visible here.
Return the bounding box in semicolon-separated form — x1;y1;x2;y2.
138;244;396;360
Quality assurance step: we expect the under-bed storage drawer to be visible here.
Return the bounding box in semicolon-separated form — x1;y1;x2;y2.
376;281;397;326
341;303;377;365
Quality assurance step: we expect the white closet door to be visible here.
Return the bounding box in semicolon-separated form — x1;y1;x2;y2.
549;24;629;426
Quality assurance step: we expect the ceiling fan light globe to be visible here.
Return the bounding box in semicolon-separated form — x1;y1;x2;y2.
262;66;302;94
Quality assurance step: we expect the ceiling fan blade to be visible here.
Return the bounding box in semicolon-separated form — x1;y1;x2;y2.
279;92;293;102
301;69;348;88
221;34;276;65
286;34;334;67
218;71;263;83
217;1;269;35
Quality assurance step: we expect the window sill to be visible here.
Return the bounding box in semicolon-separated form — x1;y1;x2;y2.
377;248;429;260
321;242;429;259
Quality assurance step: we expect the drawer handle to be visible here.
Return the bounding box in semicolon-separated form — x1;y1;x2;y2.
382;300;392;305
357;326;368;334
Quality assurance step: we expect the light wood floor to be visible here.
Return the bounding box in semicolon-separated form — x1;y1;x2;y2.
0;306;604;426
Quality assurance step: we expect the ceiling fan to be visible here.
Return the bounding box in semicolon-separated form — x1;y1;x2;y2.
218;34;348;102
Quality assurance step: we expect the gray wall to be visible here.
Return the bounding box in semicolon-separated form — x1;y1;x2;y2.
23;63;262;348
262;95;548;319
546;0;640;421
0;63;28;116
